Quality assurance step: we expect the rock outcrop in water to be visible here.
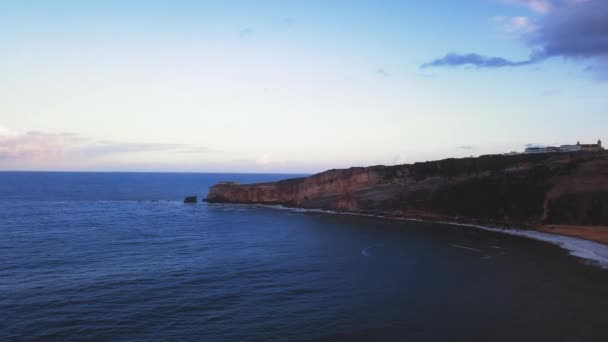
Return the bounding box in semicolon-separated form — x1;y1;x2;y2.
183;196;198;204
205;152;608;239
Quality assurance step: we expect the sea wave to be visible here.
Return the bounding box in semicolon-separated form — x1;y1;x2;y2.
361;244;385;257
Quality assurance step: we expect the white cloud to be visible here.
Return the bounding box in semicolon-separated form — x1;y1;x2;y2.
493;15;538;33
0;129;215;162
0;131;82;160
528;0;552;13
509;16;538;32
255;154;273;166
508;0;553;14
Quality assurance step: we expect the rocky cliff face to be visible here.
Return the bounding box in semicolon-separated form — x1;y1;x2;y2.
205;152;608;228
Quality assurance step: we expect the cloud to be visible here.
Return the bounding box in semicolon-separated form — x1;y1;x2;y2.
492;15;538;34
582;64;608;79
0;131;86;160
507;0;553;13
375;68;389;76
423;0;608;75
458;145;474;150
239;28;255;39
255;154;272;166
421;53;535;68
530;1;608;60
0;129;214;161
283;17;294;27
80;142;188;157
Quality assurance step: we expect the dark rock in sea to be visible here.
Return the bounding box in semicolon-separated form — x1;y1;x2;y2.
183;196;198;204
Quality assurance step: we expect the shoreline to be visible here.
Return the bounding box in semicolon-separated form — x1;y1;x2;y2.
537;225;608;245
206;202;608;268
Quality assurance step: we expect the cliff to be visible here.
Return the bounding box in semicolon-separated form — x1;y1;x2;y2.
205;152;608;242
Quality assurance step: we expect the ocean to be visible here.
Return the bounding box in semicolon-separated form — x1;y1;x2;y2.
2;172;608;341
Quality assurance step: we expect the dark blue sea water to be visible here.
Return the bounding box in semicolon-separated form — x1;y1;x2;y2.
2;172;608;341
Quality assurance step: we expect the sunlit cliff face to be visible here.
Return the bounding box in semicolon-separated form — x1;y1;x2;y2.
206;152;608;229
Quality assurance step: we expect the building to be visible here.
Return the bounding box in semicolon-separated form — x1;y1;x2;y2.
559;142;582;152
524;147;542;154
524;140;603;154
524;146;560;154
581;140;603;152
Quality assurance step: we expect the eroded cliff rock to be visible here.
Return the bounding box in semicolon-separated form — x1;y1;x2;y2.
205;152;608;229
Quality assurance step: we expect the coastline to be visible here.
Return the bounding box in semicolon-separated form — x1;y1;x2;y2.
206;202;608;268
203;152;608;268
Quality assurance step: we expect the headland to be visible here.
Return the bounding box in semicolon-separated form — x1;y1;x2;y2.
205;151;608;245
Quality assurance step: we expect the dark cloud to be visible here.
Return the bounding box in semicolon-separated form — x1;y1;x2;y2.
530;1;608;60
421;53;535;68
423;0;608;75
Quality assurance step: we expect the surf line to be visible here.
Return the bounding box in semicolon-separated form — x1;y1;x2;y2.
209;203;608;269
450;244;482;253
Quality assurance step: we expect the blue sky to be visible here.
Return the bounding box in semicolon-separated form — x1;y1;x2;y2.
1;0;606;172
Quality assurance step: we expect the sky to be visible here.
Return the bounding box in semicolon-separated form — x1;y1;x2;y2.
1;0;607;173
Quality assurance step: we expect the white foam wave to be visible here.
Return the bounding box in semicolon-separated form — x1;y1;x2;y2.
361;244;384;257
450;244;482;253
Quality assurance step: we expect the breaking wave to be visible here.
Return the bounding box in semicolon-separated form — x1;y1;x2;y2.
361;244;385;257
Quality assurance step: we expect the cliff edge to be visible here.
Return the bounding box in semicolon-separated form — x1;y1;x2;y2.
205;152;608;243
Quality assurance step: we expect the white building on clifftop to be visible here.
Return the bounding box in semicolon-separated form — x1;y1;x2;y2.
524;140;603;154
